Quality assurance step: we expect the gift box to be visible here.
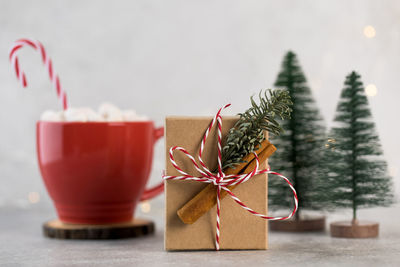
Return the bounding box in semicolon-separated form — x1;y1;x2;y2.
164;116;269;250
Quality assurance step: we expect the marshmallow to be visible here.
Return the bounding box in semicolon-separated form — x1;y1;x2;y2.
40;110;64;121
79;108;103;122
122;110;137;121
40;103;148;122
98;103;123;121
123;110;148;121
64;108;88;122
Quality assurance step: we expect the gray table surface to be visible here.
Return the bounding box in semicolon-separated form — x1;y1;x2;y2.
1;205;399;267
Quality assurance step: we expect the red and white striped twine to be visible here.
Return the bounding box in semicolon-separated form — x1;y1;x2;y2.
163;104;298;251
9;38;68;110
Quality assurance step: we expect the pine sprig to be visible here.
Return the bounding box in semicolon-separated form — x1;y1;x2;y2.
221;89;292;169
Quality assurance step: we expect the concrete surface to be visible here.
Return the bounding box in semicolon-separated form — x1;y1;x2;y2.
0;205;399;267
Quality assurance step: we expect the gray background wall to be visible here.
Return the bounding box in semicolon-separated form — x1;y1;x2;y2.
0;0;398;216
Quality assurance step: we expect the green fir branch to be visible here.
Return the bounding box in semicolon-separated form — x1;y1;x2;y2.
221;89;292;170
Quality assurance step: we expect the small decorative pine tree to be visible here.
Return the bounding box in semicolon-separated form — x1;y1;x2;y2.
269;51;325;219
323;71;394;221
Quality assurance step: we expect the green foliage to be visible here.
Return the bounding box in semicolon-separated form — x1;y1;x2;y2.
221;89;292;170
268;51;326;216
322;71;394;220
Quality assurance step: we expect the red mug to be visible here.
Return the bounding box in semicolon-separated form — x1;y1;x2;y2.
37;121;164;224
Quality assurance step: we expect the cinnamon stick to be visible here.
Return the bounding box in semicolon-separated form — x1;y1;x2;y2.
177;140;276;224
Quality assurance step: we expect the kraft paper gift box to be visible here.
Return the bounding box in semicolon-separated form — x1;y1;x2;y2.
164;116;268;250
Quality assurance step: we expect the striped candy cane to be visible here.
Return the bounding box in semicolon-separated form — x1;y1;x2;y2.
9;38;68;110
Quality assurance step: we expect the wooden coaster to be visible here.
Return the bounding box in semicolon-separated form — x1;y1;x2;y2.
269;217;325;232
43;218;154;239
330;220;379;238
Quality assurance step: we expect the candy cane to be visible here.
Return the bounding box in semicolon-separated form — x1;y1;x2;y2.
9;38;68;110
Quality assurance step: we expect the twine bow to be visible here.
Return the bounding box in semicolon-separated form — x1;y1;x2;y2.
162;104;298;250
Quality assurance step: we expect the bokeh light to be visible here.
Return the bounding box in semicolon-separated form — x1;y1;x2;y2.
140;201;151;213
365;84;378;97
389;166;398;177
28;192;40;204
363;25;376;38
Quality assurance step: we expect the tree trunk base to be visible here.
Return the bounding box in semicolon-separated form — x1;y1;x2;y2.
43;218;154;239
330;220;379;238
269;216;325;232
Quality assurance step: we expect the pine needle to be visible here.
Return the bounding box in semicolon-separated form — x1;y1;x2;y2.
221;89;292;169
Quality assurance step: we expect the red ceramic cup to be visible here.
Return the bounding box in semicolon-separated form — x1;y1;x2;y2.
36;121;164;224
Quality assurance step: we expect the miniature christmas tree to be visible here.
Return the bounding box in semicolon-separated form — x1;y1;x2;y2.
325;71;394;238
269;51;326;230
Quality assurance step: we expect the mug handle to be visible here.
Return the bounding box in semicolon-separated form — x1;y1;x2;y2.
140;126;165;201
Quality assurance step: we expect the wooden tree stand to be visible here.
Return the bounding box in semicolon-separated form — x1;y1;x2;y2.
269;216;325;232
330;220;379;238
43;218;154;239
